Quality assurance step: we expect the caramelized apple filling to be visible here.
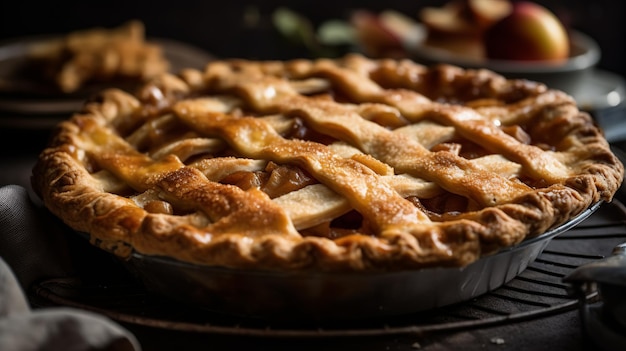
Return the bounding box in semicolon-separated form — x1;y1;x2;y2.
221;162;317;199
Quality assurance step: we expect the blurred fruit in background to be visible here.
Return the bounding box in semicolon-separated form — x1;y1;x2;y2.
419;0;512;60
272;1;573;64
484;1;570;61
349;10;422;58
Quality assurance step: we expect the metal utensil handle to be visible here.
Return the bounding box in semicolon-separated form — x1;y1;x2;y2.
612;242;626;255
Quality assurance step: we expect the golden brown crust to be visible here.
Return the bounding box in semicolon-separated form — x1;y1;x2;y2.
32;54;624;272
29;20;169;93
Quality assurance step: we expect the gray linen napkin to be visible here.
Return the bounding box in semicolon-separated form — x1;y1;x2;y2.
0;185;141;351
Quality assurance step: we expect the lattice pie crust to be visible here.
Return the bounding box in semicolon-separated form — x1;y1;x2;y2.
29;20;169;93
32;54;624;271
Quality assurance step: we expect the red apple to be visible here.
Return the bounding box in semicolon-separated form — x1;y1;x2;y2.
350;10;402;57
419;2;477;37
378;10;421;45
467;0;512;29
484;1;570;61
350;10;419;57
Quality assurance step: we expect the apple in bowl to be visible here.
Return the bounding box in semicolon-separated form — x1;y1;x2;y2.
413;0;600;99
484;1;570;62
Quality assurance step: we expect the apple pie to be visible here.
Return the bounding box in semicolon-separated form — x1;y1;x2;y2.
32;54;623;272
28;20;169;93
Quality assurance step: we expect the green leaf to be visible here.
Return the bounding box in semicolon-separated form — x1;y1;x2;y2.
317;20;357;46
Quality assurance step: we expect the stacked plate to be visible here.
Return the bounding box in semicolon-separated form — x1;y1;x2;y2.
0;35;214;130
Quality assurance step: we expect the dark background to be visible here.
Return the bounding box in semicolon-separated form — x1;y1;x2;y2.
0;0;624;78
0;2;624;350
